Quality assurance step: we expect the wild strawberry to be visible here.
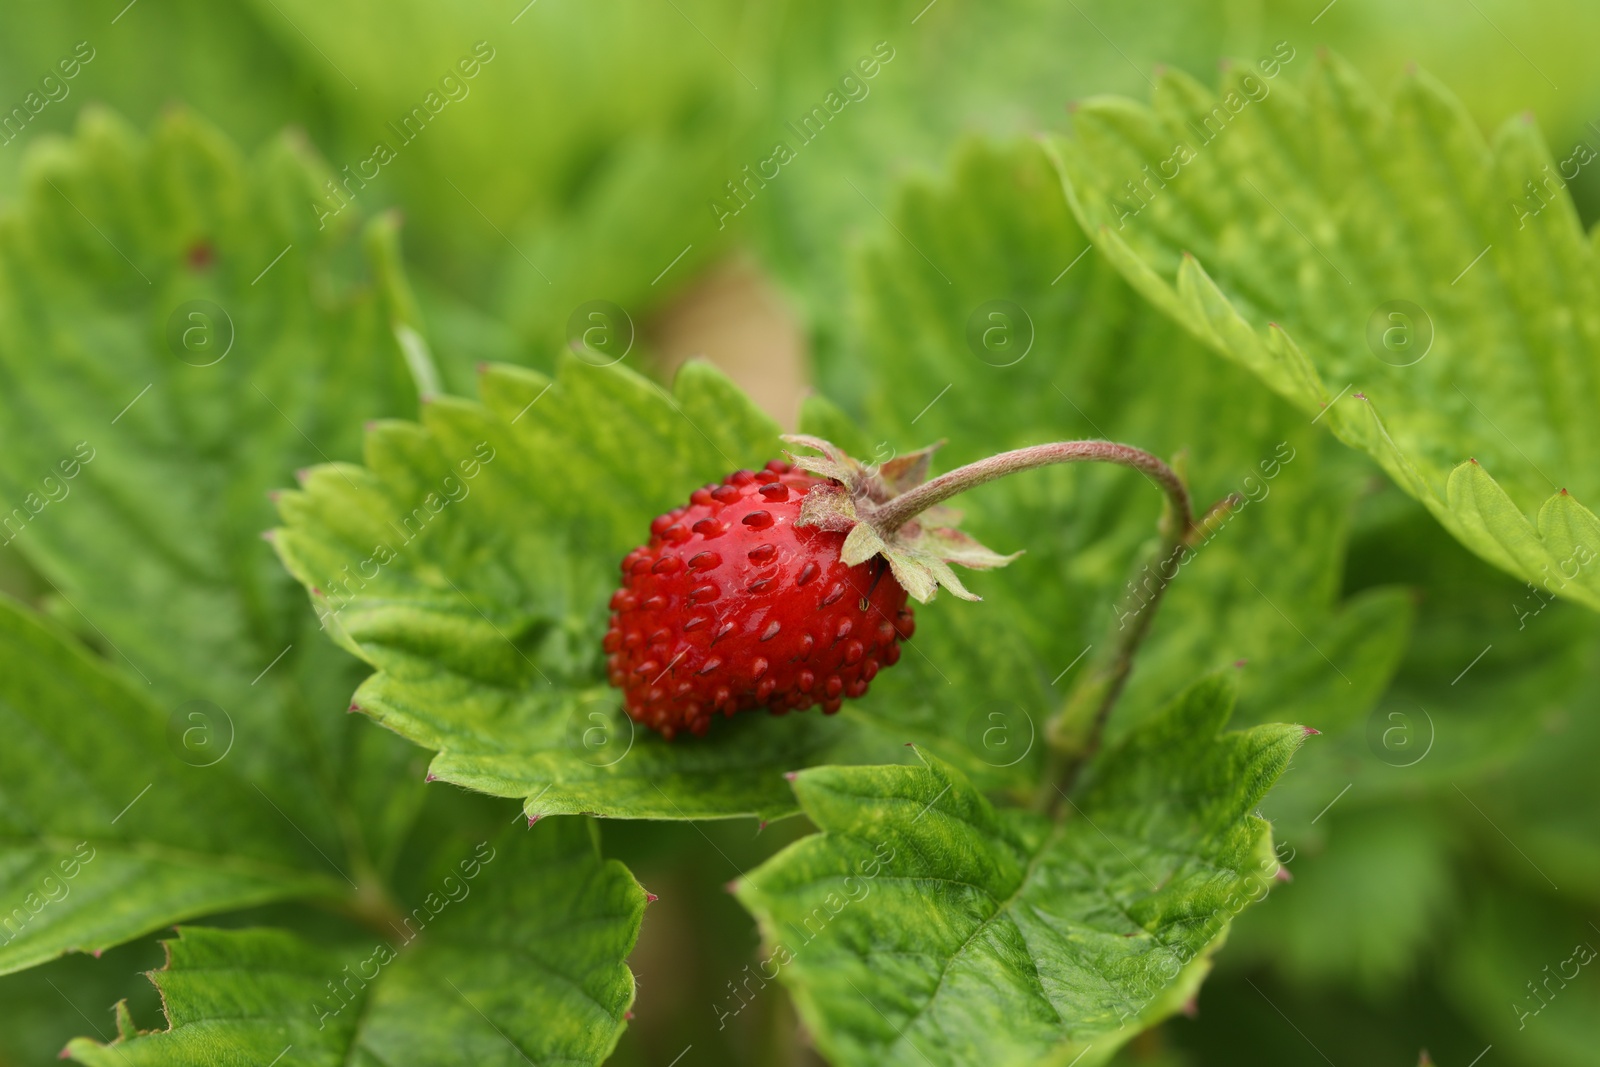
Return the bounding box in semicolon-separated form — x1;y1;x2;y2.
603;434;1205;741
605;460;915;739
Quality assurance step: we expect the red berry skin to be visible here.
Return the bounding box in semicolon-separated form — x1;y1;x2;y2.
605;460;913;739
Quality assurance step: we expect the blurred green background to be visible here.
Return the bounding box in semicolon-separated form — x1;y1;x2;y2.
2;1;1598;1064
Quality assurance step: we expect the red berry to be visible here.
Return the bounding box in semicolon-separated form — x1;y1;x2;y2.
604;460;913;738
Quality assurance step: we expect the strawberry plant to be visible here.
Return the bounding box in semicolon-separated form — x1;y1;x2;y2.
2;4;1598;1066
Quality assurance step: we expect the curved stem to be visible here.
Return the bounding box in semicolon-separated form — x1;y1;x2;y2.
874;440;1194;539
1037;539;1185;813
313;878;409;941
1035;492;1240;815
856;437;1217;819
856;438;1203;817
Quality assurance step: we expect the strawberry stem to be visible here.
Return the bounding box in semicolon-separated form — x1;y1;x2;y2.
873;440;1195;539
860;436;1223;814
1037;491;1241;814
316;876;409;940
825;434;1231;809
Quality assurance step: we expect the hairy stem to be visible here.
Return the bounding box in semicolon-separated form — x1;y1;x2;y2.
862;438;1210;818
317;878;409;942
852;437;1226;818
1036;493;1240;815
874;440;1194;539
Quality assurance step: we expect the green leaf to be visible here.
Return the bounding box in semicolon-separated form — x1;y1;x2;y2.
1261;486;1599;839
0;933;165;1063
819;137;1409;796
796;394;872;459
0;109;424;806
295;125;1409;832
1439;638;1600;909
1048;53;1600;611
735;673;1306;1067
65;818;645;1067
0;3;319;202
272;355;917;821
0;597;341;977
0;106;409;698
0;106;437;960
1224;806;1457;994
234;0;752;354
1440;878;1600;1067
1224;481;1600;1000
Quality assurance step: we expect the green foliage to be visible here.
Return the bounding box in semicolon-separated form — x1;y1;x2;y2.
0;106;437;853
0;936;165;1066
737;674;1304;1067
3;6;1595;1063
824;137;1410;800
270;355;905;822
229;0;755;351
1049;53;1600;610
0;107;429;969
0;109;649;1064
0;598;337;975
261;131;1354;1061
66;819;646;1067
0;106;411;701
1444;879;1600;1065
268;139;1408;830
0;2;330;201
1225;806;1458;992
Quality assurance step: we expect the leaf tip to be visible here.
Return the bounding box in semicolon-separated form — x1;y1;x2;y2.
645;891;659;904
347;702;361;713
1302;726;1321;736
1233;658;1248;668
783;771;799;781
526;813;540;827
